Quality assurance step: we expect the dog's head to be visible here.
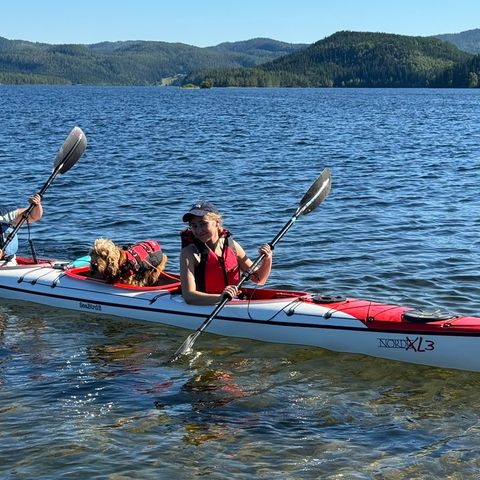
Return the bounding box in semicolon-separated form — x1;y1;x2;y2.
89;238;122;282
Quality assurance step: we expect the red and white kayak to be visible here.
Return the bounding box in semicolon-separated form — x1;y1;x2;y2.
1;257;480;372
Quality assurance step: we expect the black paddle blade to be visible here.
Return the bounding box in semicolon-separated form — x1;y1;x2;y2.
54;126;87;174
298;168;332;215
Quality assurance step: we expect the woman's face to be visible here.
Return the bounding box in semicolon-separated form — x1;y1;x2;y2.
189;215;219;243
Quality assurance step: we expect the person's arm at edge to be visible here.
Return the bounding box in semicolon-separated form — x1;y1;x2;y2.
14;194;43;225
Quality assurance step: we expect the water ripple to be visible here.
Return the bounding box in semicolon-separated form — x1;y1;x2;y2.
2;86;480;478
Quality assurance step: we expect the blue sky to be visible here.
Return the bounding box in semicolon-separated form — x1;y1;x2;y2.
2;0;479;46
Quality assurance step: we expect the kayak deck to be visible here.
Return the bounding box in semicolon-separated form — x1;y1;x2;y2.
22;264;480;334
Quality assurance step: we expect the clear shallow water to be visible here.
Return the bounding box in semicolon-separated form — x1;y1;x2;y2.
1;86;480;478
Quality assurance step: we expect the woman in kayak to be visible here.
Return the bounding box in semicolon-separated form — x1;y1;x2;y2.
0;194;43;266
180;201;273;305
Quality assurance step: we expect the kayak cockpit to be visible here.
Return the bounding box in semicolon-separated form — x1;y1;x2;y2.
64;266;182;292
240;287;310;301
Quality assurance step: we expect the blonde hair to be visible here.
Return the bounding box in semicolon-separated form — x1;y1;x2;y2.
205;211;223;230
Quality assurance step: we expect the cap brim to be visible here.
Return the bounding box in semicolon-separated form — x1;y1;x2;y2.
182;208;212;222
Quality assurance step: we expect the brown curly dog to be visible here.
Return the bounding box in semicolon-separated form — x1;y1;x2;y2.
89;238;167;287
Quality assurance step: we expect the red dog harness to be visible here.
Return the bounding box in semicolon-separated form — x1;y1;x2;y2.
122;240;164;276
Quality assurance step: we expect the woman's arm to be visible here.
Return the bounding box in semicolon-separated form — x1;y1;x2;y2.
235;241;273;286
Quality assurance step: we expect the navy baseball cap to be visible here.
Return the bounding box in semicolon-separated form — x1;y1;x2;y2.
182;201;219;222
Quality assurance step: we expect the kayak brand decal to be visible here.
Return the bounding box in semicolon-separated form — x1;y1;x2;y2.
79;301;102;312
377;336;435;352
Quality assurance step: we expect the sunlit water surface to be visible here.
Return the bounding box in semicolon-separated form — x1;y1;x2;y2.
1;86;480;479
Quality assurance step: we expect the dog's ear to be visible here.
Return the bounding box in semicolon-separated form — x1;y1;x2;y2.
106;254;120;277
157;254;168;274
90;238;121;279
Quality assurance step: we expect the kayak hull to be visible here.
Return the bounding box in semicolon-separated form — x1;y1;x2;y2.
2;260;480;372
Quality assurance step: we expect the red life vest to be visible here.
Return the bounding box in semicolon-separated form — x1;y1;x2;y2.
180;228;240;294
122;240;164;276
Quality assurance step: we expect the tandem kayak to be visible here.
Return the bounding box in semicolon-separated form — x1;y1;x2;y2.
1;257;480;373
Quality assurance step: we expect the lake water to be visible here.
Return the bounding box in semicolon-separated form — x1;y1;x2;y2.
1;86;480;478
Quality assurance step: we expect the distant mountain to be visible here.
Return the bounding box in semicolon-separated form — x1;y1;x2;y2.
207;38;307;65
0;36;307;85
435;29;480;54
1;32;480;88
184;31;474;88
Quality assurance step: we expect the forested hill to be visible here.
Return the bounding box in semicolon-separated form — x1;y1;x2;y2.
2;31;480;88
436;29;480;54
184;31;478;88
0;37;307;85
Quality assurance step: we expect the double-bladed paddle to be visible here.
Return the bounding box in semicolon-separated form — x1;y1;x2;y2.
170;167;332;362
2;127;87;254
